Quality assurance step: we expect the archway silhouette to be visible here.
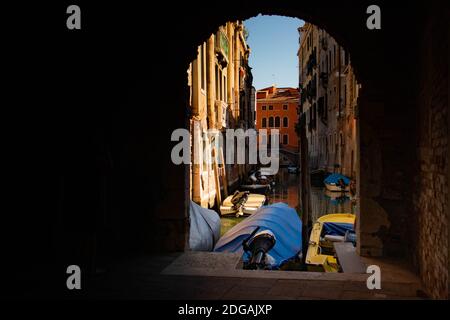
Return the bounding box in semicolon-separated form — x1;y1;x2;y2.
13;0;446;299
178;5;382;259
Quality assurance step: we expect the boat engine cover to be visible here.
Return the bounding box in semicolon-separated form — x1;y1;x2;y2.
214;203;302;269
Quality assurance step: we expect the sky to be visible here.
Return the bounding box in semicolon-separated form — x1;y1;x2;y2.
244;15;304;91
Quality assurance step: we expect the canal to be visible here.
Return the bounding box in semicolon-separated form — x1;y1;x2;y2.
220;168;355;236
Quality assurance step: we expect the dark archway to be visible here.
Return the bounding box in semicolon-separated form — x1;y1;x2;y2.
10;0;448;299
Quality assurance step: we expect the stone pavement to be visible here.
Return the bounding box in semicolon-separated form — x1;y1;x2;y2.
85;252;425;300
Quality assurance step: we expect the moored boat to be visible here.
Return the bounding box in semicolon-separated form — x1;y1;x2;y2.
214;203;303;270
189;200;221;251
240;184;271;195
287;165;299;174
305;213;356;272
219;191;266;217
324;173;351;192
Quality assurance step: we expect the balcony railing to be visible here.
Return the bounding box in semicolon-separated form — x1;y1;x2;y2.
215;29;229;67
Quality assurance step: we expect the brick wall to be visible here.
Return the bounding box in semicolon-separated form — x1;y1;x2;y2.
413;2;448;299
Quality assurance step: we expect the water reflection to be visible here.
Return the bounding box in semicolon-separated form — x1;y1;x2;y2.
220;168;355;236
268;168;300;210
310;186;355;222
220;168;300;236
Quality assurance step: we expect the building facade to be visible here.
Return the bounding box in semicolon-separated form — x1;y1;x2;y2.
256;86;300;165
298;23;359;178
187;21;254;208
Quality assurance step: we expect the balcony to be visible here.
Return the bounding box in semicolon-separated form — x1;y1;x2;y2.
215;29;229;67
321;37;328;50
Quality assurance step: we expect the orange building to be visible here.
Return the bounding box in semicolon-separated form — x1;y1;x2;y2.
256;86;300;153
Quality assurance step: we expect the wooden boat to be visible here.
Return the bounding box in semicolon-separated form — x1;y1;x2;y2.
325;184;350;192
239;184;271;195
258;167;277;176
324;173;350;192
219;191;266;217
287;165;299;174
305;213;356;272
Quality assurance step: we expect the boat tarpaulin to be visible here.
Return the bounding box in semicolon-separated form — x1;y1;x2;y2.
324;173;350;185
322;222;354;237
189;200;221;251
213;203;302;269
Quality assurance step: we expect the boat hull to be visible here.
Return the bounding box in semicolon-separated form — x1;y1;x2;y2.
324;183;350;192
214;203;303;269
305;213;355;272
240;184;270;195
220;193;266;217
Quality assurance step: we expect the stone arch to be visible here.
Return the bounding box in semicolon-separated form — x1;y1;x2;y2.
169;3;388;257
27;0;446;299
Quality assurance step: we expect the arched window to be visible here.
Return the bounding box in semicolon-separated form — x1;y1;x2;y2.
275;117;280;127
269;117;274;127
283;117;288;127
262;118;267;128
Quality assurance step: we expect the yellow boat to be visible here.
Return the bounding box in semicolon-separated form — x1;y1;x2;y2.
305;213;356;272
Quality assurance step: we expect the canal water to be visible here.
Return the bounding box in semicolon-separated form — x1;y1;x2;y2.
310;186;355;223
220;168;355;236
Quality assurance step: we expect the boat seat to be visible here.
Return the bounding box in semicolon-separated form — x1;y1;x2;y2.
324;234;345;242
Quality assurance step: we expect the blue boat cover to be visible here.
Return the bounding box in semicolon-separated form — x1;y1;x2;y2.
324;173;350;185
214;203;302;269
189;200;221;251
323;222;354;236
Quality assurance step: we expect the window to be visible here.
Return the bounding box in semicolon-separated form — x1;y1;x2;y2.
328;52;331;72
269;117;274;127
333;45;336;67
262;105;266;111
283;117;288;127
219;73;223;101
275;117;280;127
222;75;226;102
268;105;273;110
283;104;288;110
345;51;349;66
344;84;347;107
283;134;288;145
262;118;267;128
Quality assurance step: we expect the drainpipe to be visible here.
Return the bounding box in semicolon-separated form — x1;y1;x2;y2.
235;26;240;120
227;23;233;112
207;35;216;129
338;45;342;174
299;111;311;263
